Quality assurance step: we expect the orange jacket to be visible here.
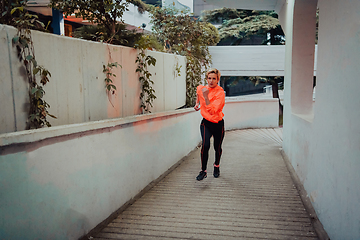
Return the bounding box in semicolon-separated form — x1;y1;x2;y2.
197;85;225;123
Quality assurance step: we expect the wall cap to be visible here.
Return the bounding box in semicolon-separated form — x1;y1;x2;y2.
0;108;194;147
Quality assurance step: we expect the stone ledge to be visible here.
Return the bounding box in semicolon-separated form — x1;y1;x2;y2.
0;108;194;147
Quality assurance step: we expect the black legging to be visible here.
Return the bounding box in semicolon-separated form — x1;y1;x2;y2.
200;118;225;171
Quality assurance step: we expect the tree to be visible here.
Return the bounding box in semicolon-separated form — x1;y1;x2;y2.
150;7;220;106
50;0;129;43
201;8;284;45
218;15;283;45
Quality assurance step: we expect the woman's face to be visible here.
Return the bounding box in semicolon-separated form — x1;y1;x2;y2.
207;73;219;88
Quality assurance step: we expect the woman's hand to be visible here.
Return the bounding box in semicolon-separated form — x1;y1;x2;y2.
194;104;200;111
201;87;210;105
201;87;209;97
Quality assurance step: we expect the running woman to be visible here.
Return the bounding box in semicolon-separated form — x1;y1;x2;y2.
194;68;225;181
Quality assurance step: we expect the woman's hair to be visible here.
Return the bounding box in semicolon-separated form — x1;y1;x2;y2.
206;68;221;80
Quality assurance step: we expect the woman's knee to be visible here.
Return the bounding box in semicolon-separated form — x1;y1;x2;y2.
202;141;211;150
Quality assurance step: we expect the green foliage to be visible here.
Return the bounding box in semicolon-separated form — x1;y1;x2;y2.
1;0;47;30
174;60;182;78
150;7;219;55
202;8;283;45
127;0;154;13
150;6;220;106
103;62;121;94
218;15;280;44
186;55;203;106
72;24;142;47
1;1;26;25
201;8;278;23
51;0;129;41
134;32;163;51
51;0;154;45
5;0;56;129
201;8;245;23
134;34;164;113
136;50;157;113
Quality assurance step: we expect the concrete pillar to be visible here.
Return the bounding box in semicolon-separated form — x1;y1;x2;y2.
279;0;318;154
278;0;295;154
291;0;318;115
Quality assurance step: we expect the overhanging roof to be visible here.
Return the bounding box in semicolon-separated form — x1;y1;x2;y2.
201;0;285;12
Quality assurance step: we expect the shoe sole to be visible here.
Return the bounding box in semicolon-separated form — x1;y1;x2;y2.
196;175;207;181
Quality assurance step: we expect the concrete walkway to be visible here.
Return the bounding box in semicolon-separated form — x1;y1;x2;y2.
89;128;318;240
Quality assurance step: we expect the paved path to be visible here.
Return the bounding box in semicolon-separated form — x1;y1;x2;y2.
90;128;318;240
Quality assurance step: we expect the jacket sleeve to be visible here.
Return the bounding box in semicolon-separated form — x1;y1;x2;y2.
204;89;225;115
196;85;205;102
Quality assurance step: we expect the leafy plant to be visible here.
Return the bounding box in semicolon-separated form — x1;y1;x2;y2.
202;8;284;45
1;0;49;30
50;0;129;44
127;0;153;13
103;62;121;94
134;34;159;113
135;49;157;113
72;24;142;47
174;60;182;78
149;6;219;106
200;7;245;23
3;0;56;129
218;15;281;45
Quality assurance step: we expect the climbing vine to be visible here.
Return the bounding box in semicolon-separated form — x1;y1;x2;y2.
135;35;158;113
135;49;157;113
173;57;182;79
103;62;121;94
2;1;56;129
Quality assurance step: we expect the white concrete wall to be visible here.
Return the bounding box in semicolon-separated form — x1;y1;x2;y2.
0;98;279;239
209;45;317;77
224;98;279;130
0;109;202;240
280;0;360;239
0;24;186;134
